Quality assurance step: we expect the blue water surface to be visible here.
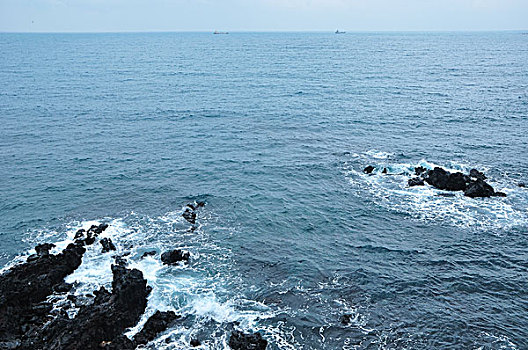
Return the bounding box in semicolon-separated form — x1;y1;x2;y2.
1;32;527;349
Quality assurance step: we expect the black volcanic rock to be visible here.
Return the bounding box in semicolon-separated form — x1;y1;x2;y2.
464;179;496;198
161;249;190;265
518;182;526;188
229;330;268;350
0;242;86;345
182;208;197;224
141;250;157;259
445;172;469;191
77;223;109;246
363;165;375;174
34;243;55;257
100;238;116;253
424;167;450;190
469;168;487;180
190;338;201;347
493;191;507;197
408;177;425;187
340;313;353;325
414;166;427;176
21;264;151;350
133;311;179;346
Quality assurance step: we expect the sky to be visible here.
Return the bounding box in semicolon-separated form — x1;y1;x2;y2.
0;0;527;32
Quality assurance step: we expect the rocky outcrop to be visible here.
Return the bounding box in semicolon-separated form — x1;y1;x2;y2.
0;242;86;346
100;238;116;253
21;264;151;350
133;311;179;346
229;331;268;350
161;249;190;265
182;201;206;225
363;166;375;174
75;223;109;246
420;167;505;198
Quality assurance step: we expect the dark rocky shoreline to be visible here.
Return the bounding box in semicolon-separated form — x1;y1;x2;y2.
0;202;268;350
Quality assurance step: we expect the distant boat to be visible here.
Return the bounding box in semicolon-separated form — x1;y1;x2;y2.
214;30;229;35
335;30;346;34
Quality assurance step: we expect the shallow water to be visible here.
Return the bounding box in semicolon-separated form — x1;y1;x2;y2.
1;32;528;349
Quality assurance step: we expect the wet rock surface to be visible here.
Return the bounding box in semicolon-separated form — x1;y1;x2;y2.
133;311;179;346
0;203;270;349
100;238;116;253
229;330;268;350
363;165;375;174
0;242;86;346
161;249;190;265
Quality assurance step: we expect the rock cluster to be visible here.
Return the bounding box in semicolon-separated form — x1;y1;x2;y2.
406;166;506;198
0;200;269;349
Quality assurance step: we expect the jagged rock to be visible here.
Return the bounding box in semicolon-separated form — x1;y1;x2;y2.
229;330;267;350
0;242;86;344
408;177;424;187
382;168;388;174
469;168;487;180
363;166;375;174
464;179;496;198
134;311;179;345
35;243;55;257
415;166;427;176
74;229;85;239
182;208;197;224
77;223;109;246
100;238;116;253
21;264;151;350
161;250;190;265
141;250;157;259
190;338;201;347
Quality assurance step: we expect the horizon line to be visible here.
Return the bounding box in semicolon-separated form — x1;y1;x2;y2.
1;29;527;34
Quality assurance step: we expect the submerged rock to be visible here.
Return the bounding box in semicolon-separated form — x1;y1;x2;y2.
161;249;190;265
190;338;201;347
363;165;375;174
340;313;354;325
228;330;268;350
141;250;157;259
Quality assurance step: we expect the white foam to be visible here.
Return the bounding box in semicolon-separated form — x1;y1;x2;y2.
344;154;528;230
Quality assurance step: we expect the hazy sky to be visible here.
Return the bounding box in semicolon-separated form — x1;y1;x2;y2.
1;0;527;32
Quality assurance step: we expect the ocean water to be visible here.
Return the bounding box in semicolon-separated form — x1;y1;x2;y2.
1;32;528;349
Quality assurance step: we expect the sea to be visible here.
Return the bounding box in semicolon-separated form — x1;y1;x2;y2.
0;32;527;349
